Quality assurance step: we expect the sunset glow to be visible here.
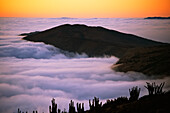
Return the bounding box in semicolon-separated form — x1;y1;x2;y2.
0;0;170;18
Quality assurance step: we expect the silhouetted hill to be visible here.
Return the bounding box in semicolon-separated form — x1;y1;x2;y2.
23;24;162;58
97;92;170;113
20;31;40;36
145;17;170;19
113;44;170;76
18;84;170;113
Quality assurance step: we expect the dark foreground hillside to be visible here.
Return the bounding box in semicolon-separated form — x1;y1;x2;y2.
98;92;170;113
22;24;162;58
18;82;170;113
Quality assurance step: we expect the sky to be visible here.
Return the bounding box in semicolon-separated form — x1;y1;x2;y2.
0;0;170;18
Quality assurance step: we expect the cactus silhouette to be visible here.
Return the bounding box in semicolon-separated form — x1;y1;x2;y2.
49;98;57;113
144;82;165;95
144;82;155;95
76;102;84;113
18;108;21;113
58;109;61;113
129;86;141;101
89;97;102;112
69;100;75;113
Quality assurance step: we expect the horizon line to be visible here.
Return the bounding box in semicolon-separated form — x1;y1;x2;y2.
1;16;170;19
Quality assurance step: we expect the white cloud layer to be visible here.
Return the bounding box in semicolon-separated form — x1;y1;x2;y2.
0;51;170;113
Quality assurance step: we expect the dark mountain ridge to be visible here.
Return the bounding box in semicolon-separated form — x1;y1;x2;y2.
23;24;162;58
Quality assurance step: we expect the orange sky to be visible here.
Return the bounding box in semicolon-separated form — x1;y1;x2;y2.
0;0;170;18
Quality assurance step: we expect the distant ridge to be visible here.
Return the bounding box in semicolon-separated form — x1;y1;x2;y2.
144;17;170;19
22;24;162;58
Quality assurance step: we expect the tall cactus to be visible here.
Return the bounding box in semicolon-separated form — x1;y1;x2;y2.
58;109;61;113
154;82;165;95
144;82;165;95
129;86;141;101
18;108;21;113
33;111;38;113
89;97;102;112
69;100;75;113
144;82;155;95
49;98;57;113
77;103;84;113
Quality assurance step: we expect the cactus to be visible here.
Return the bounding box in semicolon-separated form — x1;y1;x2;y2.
49;98;57;113
77;103;84;113
89;97;102;112
129;86;140;101
154;82;165;95
69;100;75;113
58;109;61;113
144;82;165;95
144;82;155;95
18;108;22;113
33;111;38;113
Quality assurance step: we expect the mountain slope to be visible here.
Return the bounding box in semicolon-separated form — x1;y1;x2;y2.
113;44;170;76
23;24;162;58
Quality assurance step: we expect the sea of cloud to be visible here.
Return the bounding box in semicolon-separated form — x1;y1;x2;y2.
1;17;170;112
0;36;87;59
0;36;170;113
